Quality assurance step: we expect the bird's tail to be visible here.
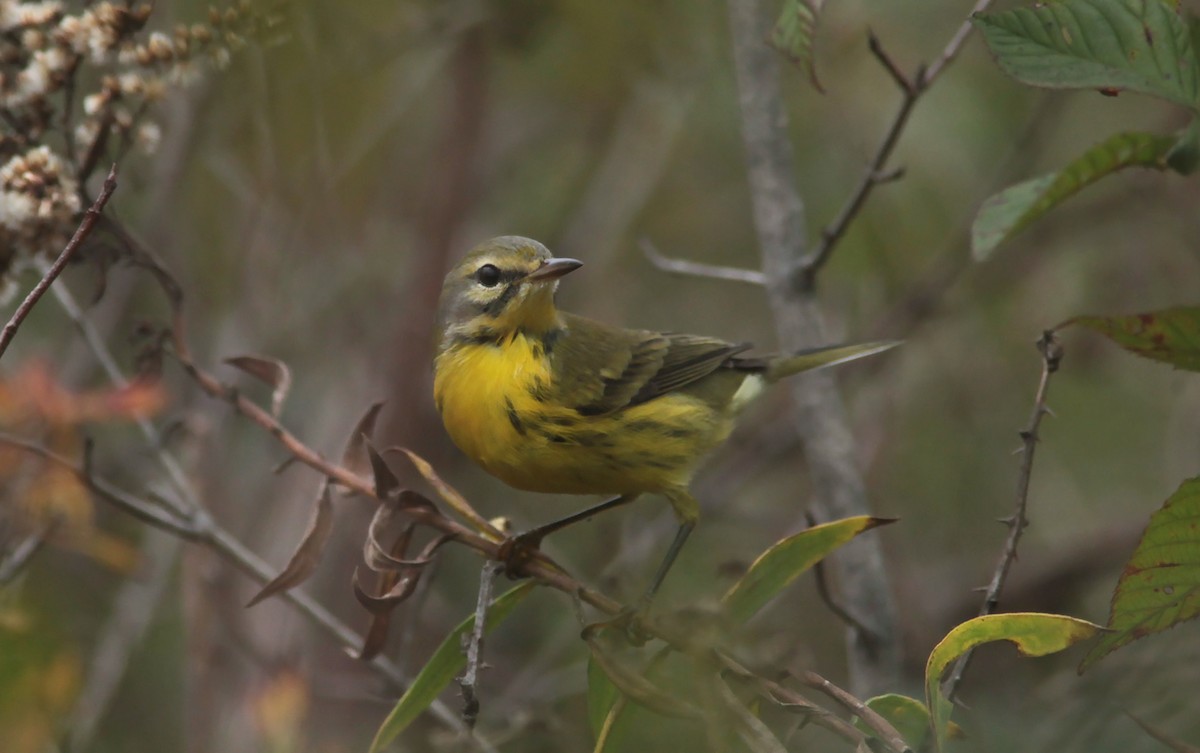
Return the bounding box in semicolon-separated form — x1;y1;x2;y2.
763;340;900;383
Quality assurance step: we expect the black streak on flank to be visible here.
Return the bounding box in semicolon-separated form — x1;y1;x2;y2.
505;398;526;435
540;328;562;355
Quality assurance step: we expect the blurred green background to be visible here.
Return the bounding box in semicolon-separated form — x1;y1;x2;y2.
3;0;1200;751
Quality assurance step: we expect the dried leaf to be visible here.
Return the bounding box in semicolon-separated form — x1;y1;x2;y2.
338;402;384;490
246;481;334;607
224;354;292;418
366;441;400;500
363;492;438;572
389;447;501;539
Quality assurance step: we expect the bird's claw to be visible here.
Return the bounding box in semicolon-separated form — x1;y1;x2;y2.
496;530;545;578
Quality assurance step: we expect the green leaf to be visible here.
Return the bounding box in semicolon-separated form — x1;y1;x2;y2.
587;655;625;751
972;130;1176;260
1079;477;1200;672
770;0;825;91
925;613;1101;751
368;582;534;753
1060;305;1200;371
1166;116;1200;174
855;694;966;749
973;0;1200;109
720;516;892;624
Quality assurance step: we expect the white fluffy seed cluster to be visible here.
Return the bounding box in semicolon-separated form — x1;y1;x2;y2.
0;0;269;284
0;146;81;271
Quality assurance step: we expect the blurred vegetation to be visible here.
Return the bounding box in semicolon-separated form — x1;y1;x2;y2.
2;0;1199;751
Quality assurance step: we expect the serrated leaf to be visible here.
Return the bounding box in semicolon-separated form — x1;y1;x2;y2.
925;613;1101;751
1060;305;1200;371
246;481;334;607
972;130;1176;259
368;582;534;752
225;354;292;418
973;0;1200;109
1079;477;1200;671
770;0;825;92
721;516;893;624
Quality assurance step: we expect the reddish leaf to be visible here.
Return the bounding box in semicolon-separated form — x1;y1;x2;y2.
1060;306;1200;371
224;354;292;417
247;481;334;607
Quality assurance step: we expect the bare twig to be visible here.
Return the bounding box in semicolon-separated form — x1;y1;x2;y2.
0;519;58;585
802;0;997;283
942;331;1063;701
460;562;500;728
0;164;118;361
638;238;767;286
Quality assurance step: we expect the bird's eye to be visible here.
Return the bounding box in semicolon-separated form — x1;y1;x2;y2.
476;264;501;288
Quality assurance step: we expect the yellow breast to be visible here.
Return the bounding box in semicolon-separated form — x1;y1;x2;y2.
435;334;732;496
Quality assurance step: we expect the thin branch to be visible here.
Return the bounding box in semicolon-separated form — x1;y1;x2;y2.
0;519;58;585
0;164;118;361
942;331;1063;701
638;238;767;286
459;561;500;729
801;0;997;283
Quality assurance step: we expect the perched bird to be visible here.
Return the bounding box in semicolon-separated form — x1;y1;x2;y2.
434;236;896;596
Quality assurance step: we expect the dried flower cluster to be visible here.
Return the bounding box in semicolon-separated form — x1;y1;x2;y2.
0;0;278;297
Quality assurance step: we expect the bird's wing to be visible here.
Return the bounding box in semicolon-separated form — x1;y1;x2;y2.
554;314;749;416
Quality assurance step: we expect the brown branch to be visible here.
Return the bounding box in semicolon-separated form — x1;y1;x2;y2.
942;331;1063;701
0;164;118;361
639;238;767;286
801;0;997;283
459;562;500;728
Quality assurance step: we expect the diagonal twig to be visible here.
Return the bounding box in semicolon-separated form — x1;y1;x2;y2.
0;164;118;361
942;331;1063;701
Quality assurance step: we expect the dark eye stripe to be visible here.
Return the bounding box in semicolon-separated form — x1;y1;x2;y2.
478;280;522;317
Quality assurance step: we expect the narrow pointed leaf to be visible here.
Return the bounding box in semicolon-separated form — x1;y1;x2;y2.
721;516;893;624
973;0;1200;109
246;481;334;607
712;676;788;753
1079;477;1200;671
368;582;534;752
972;131;1176;260
390;447;502;539
224;354;292;418
366;441;399;500
770;0;825;92
587;655;623;745
1060;306;1200;371
582;634;702;720
925;613;1101;751
338;402;384;491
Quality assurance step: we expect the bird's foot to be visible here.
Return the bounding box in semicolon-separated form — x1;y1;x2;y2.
589;601;654;647
496;530;546;578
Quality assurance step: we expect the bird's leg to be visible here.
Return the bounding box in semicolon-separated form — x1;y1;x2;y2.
640;488;699;603
498;493;639;577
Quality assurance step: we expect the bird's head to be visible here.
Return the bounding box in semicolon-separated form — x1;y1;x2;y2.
438;236;582;343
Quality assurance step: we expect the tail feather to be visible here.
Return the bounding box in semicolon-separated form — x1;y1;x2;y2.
761;340;900;383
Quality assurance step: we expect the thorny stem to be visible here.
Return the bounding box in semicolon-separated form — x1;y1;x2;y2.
0;164;118;361
942;331;1063;701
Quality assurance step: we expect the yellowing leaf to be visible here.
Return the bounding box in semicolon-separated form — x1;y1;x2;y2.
1060;306;1200;371
925;613;1100;751
972;131;1177;260
721;516;892;624
1080;477;1200;671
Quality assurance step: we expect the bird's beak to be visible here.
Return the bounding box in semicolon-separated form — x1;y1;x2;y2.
524;257;583;283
